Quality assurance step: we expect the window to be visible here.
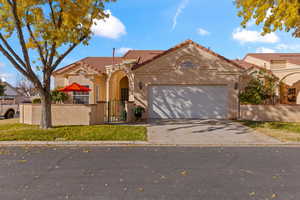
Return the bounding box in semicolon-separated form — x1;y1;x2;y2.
288;88;296;103
73;85;89;104
120;88;129;102
180;61;195;68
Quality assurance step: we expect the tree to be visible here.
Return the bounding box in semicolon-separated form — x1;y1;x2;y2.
16;76;37;97
0;0;115;128
239;71;278;104
235;0;300;37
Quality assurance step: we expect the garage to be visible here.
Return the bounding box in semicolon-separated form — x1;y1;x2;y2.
149;85;229;119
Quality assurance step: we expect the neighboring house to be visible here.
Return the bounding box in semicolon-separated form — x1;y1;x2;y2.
243;53;300;104
232;59;278;93
0;81;27;104
53;40;243;120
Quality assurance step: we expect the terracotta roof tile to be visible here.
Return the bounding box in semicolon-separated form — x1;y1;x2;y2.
132;40;244;70
232;59;275;76
245;53;300;66
123;50;165;63
54;57;123;74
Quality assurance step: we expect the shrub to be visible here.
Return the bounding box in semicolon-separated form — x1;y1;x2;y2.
32;98;41;104
239;73;278;105
133;106;145;121
51;89;69;104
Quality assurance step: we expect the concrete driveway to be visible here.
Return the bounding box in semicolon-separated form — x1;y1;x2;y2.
147;120;281;145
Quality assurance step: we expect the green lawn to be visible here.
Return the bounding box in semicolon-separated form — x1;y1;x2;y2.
0;119;147;141
239;121;300;142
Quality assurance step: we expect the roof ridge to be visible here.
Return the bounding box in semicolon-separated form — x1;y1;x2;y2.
132;39;244;70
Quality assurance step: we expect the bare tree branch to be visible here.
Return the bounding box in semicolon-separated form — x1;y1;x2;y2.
44;41;49;62
51;36;86;72
8;0;32;70
26;22;47;66
0;43;28;77
47;0;57;27
0;33;27;68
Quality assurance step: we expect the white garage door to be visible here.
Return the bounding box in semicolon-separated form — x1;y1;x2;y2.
149;85;228;119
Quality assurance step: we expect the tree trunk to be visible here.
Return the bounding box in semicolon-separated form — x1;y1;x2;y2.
39;84;52;129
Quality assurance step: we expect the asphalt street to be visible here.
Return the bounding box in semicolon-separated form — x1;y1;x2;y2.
0;146;299;200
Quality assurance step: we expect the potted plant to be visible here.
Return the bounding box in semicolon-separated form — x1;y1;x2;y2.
133;106;145;121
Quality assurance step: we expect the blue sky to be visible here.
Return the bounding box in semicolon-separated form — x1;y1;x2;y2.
1;0;300;85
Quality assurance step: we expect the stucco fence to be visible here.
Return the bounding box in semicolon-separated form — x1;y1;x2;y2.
19;102;135;126
240;105;300;122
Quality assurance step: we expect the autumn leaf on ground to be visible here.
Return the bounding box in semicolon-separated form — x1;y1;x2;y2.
271;193;277;199
160;175;167;179
249;191;256;196
17;160;27;163
181;170;188;176
138;187;144;192
83;150;91;153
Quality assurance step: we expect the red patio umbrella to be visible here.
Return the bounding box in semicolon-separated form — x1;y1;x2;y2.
58;83;91;92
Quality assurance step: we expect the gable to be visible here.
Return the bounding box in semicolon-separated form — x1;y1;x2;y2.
134;41;243;74
3;83;19;96
54;63;100;77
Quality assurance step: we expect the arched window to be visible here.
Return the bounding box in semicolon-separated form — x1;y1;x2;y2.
180;61;195;68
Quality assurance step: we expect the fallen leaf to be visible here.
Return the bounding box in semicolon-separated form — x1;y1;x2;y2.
181;170;188;176
271;193;277;199
17;160;27;163
249;192;256;196
138;187;144;192
160;175;166;179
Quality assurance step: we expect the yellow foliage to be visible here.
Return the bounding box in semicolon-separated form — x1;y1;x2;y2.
0;0;115;49
236;0;300;37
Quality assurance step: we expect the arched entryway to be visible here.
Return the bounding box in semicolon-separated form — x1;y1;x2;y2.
280;72;300;104
106;70;132;122
109;70;130;101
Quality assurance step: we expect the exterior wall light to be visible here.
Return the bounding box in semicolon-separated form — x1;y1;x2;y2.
234;82;239;90
139;82;143;90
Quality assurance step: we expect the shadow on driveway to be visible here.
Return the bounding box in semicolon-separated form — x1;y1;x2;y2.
147;119;281;145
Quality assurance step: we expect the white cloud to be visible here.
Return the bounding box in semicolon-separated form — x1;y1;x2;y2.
276;43;300;51
172;0;189;30
92;10;126;39
115;47;132;55
0;73;13;82
256;47;276;53
246;9;272;28
232;28;279;44
197;28;210;36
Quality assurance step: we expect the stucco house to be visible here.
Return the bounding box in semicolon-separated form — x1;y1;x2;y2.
53;40;244;121
242;53;300;104
0;81;28;104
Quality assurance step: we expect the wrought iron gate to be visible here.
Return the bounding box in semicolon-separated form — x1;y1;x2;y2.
105;100;127;123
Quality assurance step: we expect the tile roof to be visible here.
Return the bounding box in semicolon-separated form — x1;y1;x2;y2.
132;40;244;70
54;57;123;74
54;51;164;75
54;40;244;75
245;53;300;66
232;59;274;75
123;50;165;64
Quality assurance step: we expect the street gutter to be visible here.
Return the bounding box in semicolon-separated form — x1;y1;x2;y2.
1;141;300;147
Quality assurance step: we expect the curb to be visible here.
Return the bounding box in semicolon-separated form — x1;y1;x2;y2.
0;141;300;147
0;141;150;146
